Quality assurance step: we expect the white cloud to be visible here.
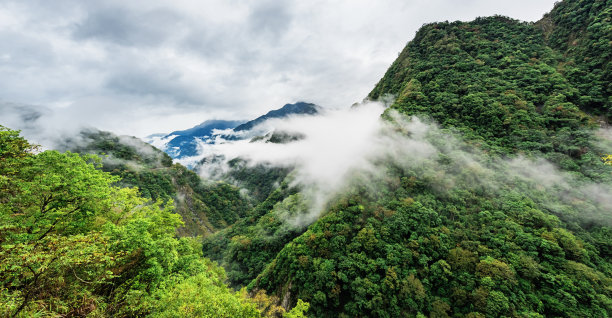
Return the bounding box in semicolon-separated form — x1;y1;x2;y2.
193;102;437;224
0;0;558;137
187;102;612;227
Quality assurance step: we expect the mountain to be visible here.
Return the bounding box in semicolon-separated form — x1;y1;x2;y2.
58;129;251;237
2;0;611;316
233;102;321;132
189;103;320;202
170;119;245;137
367;11;612;178
208;1;612;317
147;102;320;160
153;119;244;159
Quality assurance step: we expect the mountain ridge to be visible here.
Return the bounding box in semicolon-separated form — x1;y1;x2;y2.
2;0;610;316
147;101;321;160
240;1;612;316
58;128;251;237
234;102;321;132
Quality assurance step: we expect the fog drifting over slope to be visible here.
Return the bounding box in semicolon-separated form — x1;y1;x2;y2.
192;103;612;227
4;98;611;228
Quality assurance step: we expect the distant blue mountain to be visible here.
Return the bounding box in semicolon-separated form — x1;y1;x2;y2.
148;102;321;160
165;120;244;158
169;119;245;138
234;102;320;132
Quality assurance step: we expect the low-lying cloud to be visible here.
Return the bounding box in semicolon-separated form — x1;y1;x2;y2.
4;98;610;229
192;102;612;227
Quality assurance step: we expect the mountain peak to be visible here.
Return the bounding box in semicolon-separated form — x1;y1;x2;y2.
168;119;245;138
234;102;320;132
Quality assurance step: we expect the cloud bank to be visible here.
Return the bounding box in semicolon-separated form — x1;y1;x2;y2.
192;103;612;227
0;0;558;137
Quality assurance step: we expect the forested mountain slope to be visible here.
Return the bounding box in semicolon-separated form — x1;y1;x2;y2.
0;126;309;317
368;11;608;172
1;0;610;317
59;129;251;237
241;0;612;317
539;0;611;116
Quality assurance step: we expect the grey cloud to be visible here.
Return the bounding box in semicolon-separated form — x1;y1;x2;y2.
181;25;243;61
72;7;184;47
180;1;293;66
248;1;293;41
0;31;55;68
0;101;84;149
0;102;51;131
0;0;559;137
105;68;205;105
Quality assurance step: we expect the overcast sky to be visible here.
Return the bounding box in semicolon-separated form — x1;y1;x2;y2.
0;0;557;138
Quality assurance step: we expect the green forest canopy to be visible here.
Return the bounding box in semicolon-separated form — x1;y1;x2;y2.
0;126;308;318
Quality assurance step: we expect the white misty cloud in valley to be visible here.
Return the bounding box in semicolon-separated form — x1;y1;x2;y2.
193;102;612;227
213;104;389;188
145;134;178;152
199;102;437;224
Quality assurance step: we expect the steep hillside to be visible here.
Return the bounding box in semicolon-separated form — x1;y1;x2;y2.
539;0;611;116
371;17;591;161
59;129;251;237
242;1;612;317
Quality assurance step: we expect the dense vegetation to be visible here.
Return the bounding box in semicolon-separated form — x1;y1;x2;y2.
369;15;603;169
253;135;612;317
202;181;304;287
0;126;308;317
60;129;252;237
219;0;612;316
540;0;611;116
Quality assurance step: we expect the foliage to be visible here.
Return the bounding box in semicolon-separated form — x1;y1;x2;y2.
62;129;252;237
254;159;612;317
0;127;307;317
369;11;609;178
1;0;610;317
539;0;612;116
224;158;293;203
245;1;612;316
148;272;261;318
202;182;304;287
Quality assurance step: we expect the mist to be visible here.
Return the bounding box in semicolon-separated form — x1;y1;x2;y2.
192;102;612;227
3;99;610;228
0;102;93;150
